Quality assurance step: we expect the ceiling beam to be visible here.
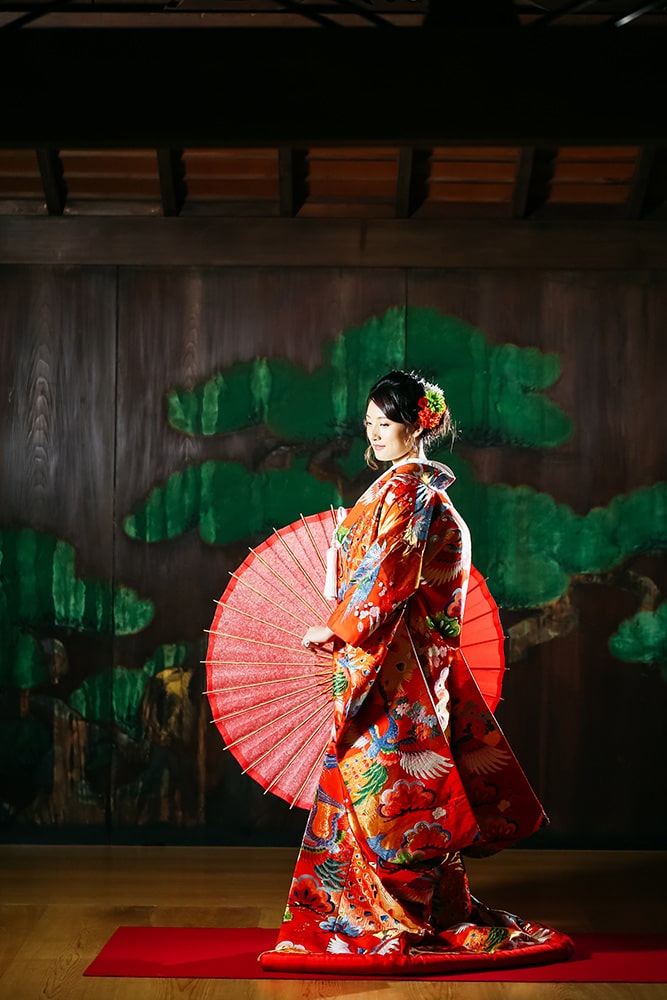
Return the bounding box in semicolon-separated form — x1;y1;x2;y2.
512;147;556;219
395;147;429;219
1;28;666;148
278;147;308;218
157;148;186;217
36;148;67;215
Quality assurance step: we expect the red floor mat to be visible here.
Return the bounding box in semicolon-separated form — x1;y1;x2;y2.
84;926;667;981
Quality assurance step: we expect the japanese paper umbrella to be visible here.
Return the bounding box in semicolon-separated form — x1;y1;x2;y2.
204;510;505;812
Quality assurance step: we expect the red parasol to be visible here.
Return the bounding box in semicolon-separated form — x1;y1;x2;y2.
205;510;505;811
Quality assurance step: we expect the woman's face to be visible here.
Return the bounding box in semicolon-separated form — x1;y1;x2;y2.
364;400;420;465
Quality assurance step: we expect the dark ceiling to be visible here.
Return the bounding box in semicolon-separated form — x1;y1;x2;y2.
2;0;667;30
0;2;665;225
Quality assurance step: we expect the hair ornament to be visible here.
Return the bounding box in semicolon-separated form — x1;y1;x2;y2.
417;382;447;429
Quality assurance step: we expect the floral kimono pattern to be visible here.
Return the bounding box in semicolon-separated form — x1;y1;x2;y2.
261;461;573;975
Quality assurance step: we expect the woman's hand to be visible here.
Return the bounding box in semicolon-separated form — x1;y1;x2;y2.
302;625;334;649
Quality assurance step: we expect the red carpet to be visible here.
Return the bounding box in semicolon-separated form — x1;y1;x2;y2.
83;927;667;981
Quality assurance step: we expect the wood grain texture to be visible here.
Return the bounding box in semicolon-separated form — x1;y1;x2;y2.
0;266;116;560
406;269;667;849
0;847;664;1000
2;218;667;268
111;268;405;837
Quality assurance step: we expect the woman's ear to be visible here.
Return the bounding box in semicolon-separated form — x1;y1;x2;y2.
413;421;424;439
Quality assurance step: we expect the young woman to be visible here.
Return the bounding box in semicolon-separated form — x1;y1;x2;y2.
260;370;573;975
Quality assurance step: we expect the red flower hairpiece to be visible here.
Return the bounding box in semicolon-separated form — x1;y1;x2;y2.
417;384;447;430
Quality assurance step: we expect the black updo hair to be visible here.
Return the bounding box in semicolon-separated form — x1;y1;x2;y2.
364;369;453;468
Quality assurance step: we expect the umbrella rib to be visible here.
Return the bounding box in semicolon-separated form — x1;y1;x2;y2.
462;607;501;627
299;513;328;573
240;702;332;777
221;573;314;629
272;529;332;614
202;658;325;665
205;675;330;695
463;636;506;649
288;716;335;808
250;548;327;624
210;680;332;718
199;648;331;667
205;629;305;652
457;665;501;671
218;602;304;640
263;711;332;797
214;692;326;747
204;670;330;694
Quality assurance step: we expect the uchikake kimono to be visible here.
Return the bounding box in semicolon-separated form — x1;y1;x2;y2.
261;460;573;975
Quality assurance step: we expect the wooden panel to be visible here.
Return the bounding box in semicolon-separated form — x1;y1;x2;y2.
0;267;116;554
0;177;44;198
183;150;279;179
185;177;279;200
426;181;513;203
307;159;398;181
307;179;396;199
406;269;667;846
0;150;42;199
552;161;637;182
429;160;517;182
58;149;161;201
0;266;117;828
59;150;159;175
3;217;667;268
111;266;406;836
549;184;630;204
298;201;397;218
558;146;641;161
308;147;400;159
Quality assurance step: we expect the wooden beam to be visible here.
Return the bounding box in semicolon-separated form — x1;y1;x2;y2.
624;146;667;219
35;148;67;215
512;147;556;219
1;216;666;268
156;148;186;217
395;148;430;219
511;147;536;219
278;147;308;218
1;29;666;148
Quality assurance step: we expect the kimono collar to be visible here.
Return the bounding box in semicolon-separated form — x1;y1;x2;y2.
380;457;456;491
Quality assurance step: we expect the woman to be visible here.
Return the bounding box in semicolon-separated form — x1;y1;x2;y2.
260;370;573;975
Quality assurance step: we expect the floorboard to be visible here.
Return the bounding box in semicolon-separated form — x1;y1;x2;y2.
0;846;664;999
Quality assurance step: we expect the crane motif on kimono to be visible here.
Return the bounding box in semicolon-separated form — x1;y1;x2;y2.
350;696;452;805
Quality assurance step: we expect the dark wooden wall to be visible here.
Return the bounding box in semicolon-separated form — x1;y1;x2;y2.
0;253;665;847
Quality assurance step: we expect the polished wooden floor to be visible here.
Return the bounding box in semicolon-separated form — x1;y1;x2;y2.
0;845;665;999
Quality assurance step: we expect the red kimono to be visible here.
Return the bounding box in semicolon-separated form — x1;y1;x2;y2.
261;460;573;975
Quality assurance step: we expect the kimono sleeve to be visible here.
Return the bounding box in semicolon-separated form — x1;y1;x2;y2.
327;480;434;647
